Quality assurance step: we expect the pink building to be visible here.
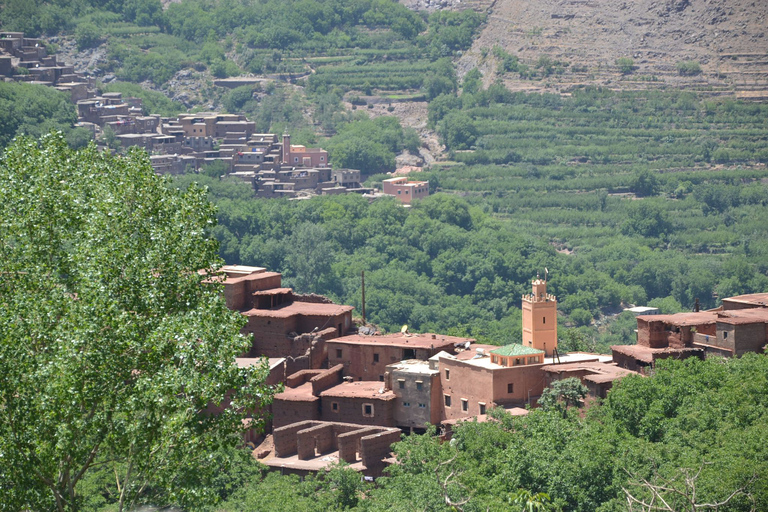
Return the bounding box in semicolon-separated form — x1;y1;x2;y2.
282;134;329;168
382;177;429;204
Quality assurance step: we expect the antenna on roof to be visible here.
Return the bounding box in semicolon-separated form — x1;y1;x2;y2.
400;324;409;334
545;267;549;282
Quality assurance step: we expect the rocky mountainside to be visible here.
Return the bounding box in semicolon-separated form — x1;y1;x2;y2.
453;0;768;97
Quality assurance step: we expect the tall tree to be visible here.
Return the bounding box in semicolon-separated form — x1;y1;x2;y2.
0;134;272;512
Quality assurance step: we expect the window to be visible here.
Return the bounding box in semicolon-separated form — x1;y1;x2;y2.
444;395;451;407
294;157;299;163
479;403;486;415
373;353;379;363
543;317;546;324
332;402;339;412
379;375;384;381
403;402;410;407
320;156;324;161
363;404;374;417
416;381;423;391
461;399;468;412
398;379;405;389
336;349;342;358
418;403;426;408
398;190;401;194
403;349;415;359
723;331;728;339
507;383;514;393
445;369;450;380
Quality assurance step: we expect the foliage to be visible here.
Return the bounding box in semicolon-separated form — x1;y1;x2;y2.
326;115;418;174
616;57;634;75
677;60;702;76
0;82;78;149
0;134;273;512
538;377;588;416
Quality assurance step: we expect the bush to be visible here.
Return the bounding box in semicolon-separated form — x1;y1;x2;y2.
677;60;702;76
75;22;102;51
616;57;634;75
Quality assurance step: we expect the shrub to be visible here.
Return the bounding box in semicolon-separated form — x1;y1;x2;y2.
677;60;701;76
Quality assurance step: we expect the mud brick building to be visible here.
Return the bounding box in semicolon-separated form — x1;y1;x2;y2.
213;265;354;366
273;364;398;428
326;332;471;382
613;293;768;371
385;359;441;431
381;176;429;204
265;420;400;477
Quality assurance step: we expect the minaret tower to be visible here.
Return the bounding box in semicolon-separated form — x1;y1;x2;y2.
522;273;557;357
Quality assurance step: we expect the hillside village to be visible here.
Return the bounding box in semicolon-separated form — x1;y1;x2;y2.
213;264;768;477
1;30;432;203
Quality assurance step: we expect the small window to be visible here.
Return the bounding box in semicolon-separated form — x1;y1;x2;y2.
363;404;374;417
418;403;426;409
479;403;486;415
416;381;423;391
543;317;546;324
444;395;452;407
320;156;324;161
336;349;343;358
507;383;514;394
461;399;468;412
723;331;728;339
445;369;450;380
403;402;410;407
373;353;379;363
294;157;299;162
332;402;339;412
379;375;384;381
398;190;401;194
398;380;405;389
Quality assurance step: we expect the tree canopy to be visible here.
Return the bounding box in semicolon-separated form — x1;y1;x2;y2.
0;134;272;511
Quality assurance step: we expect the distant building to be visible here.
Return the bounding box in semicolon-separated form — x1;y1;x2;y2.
282;134;329;168
382;177;429;204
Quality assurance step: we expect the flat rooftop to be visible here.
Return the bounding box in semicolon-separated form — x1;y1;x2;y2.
244;301;354;319
444;347;608;370
274;381;317;402
716;308;768;324
611;344;703;364
637;311;718;326
261;450;366;474
723;293;768;308
386;359;438;375
328;332;473;349
541;361;639;384
319;381;396;400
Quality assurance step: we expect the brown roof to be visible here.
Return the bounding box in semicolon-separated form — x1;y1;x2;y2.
541;361;638;384
252;287;292;296
454;344;499;361
244;301;354;319
637;311;717;327
274;382;318;402
329;332;472;349
722;293;768;308
319;381;397;400
611;344;703;364
716;309;768;325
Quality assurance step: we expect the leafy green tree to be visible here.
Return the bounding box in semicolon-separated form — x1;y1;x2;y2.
616;57;634;75
438;111;478;150
0;134;272;512
538;377;588;416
